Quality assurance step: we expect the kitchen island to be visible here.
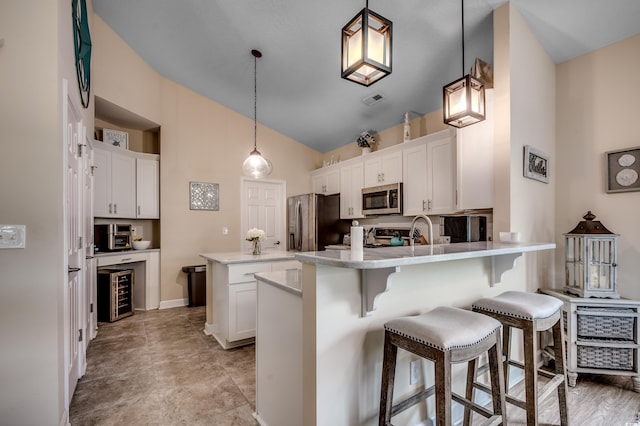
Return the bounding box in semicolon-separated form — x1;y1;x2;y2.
293;241;555;426
199;251;299;349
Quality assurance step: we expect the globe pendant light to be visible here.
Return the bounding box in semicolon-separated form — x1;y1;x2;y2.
242;49;272;178
341;0;392;87
443;0;485;128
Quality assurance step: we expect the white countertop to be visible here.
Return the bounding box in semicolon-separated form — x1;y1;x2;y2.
295;241;556;269
94;248;160;257
200;250;297;264
255;270;302;296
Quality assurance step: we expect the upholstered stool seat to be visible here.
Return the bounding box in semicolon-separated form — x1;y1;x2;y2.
470;291;569;426
379;306;506;426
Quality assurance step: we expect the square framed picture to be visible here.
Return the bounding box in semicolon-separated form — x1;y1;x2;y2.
523;145;549;183
606;146;640;193
189;182;219;211
103;128;128;149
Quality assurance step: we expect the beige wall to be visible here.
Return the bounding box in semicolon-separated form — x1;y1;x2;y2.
495;4;557;291
0;0;94;423
93;16;322;303
321;109;448;165
556;34;640;300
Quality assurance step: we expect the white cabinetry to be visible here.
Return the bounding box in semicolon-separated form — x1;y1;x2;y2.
93;142;160;219
311;167;340;195
363;149;403;187
209;259;301;349
136;156;160;218
340;161;364;219
93;145;136;218
456;89;494;210
402;131;456;216
96;250;161;311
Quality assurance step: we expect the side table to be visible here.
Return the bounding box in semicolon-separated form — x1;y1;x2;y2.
539;288;639;392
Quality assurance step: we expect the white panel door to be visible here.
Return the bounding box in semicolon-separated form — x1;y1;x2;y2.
136;157;159;218
241;179;285;252
63;80;83;404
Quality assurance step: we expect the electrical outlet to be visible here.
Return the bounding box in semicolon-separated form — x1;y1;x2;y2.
410;359;422;385
442;236;451;244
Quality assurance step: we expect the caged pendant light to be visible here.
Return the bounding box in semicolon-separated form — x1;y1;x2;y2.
443;0;486;128
341;0;392;87
242;49;273;179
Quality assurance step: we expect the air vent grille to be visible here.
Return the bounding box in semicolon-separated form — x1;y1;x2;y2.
362;93;385;107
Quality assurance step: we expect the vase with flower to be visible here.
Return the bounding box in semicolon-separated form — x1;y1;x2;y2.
245;228;266;255
356;131;376;155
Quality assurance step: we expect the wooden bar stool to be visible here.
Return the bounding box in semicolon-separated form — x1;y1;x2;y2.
470;291;569;426
379;306;506;426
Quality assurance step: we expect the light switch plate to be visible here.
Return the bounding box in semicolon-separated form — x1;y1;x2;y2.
0;225;26;249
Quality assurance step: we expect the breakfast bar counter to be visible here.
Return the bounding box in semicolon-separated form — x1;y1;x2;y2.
295;241;555;426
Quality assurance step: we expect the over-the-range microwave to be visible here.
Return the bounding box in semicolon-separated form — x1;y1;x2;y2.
361;183;402;216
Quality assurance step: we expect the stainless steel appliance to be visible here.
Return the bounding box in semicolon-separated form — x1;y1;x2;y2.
362;183;402;216
97;269;134;322
287;193;348;251
94;223;132;252
441;215;487;243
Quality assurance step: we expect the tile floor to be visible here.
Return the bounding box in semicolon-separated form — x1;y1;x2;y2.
69;306;258;426
71;306;640;425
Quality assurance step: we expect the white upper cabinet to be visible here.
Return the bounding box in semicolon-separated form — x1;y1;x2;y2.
93;142;159;219
93;144;136;218
340;161;364;219
311;167;340;195
456;89;494;210
363;149;403;187
402;131;456;216
136;156;160;219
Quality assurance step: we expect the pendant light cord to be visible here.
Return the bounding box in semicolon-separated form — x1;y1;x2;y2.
461;0;465;76
253;53;257;151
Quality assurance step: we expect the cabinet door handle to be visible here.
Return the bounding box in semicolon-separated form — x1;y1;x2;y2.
120;258;132;262
422;200;426;211
114;204;117;214
138;206;141;215
108;203;112;214
428;200;432;211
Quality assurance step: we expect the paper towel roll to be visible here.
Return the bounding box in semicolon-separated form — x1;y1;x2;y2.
351;226;363;259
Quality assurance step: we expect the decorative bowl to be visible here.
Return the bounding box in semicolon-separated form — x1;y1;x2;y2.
132;240;151;250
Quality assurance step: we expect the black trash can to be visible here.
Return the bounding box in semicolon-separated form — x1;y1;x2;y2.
182;265;206;307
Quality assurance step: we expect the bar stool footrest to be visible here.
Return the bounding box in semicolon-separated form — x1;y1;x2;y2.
391;386;435;418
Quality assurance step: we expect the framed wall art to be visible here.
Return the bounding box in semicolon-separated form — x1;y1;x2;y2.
190;182;219;211
523;145;549;183
103;128;128;149
606;146;640;193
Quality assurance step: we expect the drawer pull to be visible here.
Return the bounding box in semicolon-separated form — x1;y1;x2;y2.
120;258;132;262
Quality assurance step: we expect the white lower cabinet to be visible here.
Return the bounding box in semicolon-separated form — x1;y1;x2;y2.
210;259;300;349
96;250;160;311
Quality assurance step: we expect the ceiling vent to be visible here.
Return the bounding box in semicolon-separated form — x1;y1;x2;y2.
361;93;385;107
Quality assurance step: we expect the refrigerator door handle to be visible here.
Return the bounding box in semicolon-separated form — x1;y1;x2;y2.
295;200;303;251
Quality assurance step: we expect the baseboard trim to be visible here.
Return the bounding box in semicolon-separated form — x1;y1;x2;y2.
204;322;215;336
159;298;188;309
59;408;69;426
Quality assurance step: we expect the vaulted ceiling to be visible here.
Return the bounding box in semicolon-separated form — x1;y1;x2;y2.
93;0;640;153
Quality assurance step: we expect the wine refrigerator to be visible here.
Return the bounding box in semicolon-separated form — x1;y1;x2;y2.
97;269;135;322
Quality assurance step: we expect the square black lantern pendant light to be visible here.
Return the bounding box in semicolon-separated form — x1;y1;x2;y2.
443;0;486;128
341;0;392;87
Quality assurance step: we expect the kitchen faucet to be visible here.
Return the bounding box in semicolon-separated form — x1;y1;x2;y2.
409;214;433;248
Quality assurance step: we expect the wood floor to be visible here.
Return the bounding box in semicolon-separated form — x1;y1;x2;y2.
70;306;640;425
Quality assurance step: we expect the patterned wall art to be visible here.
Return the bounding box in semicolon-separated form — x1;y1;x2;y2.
189;182;219;210
606;146;640;193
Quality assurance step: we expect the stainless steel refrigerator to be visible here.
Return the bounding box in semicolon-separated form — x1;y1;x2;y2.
287;193;348;251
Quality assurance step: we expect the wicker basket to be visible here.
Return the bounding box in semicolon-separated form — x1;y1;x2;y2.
576;307;636;341
577;345;635;371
